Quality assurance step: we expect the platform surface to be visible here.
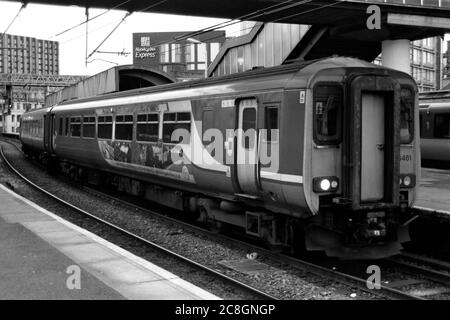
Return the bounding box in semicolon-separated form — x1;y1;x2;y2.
0;184;219;300
416;167;450;215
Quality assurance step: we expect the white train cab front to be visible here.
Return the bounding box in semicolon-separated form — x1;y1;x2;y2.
301;66;419;259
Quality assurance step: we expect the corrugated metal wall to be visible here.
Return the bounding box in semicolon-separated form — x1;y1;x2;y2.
211;23;309;77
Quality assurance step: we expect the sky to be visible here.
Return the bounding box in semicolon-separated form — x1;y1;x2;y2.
0;1;242;75
0;1;449;77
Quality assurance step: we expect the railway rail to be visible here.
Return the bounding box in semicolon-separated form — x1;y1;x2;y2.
2;138;450;300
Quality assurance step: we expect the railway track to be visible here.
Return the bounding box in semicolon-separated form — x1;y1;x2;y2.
0;140;276;300
2;138;450;300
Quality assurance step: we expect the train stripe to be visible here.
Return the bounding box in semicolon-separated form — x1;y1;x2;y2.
260;171;303;184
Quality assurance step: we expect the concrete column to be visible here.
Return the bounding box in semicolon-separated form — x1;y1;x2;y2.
381;39;411;74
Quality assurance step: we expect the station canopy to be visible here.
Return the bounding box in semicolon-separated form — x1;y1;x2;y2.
44;65;175;107
6;0;450;61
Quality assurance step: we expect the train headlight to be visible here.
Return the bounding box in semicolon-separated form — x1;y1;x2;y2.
403;176;412;186
313;177;339;193
399;174;415;188
320;179;331;191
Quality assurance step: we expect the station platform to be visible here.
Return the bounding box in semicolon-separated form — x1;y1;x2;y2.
415;167;450;218
0;184;219;300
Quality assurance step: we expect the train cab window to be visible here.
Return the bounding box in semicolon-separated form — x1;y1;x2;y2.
137;113;159;142
434;114;450;139
115;115;133;141
98;116;113;139
313;84;342;144
400;87;414;144
59;117;63;135
65;118;69;136
264;107;279;143
163;112;191;143
69;117;81;137
83;116;95;138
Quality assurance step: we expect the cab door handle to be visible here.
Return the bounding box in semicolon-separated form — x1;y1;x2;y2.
376;144;384;150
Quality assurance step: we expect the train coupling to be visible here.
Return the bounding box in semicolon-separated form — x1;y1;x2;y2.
359;211;387;238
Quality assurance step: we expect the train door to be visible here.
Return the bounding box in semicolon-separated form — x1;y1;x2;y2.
361;93;385;201
348;75;399;209
236;99;260;195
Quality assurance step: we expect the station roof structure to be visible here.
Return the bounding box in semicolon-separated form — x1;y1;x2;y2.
4;0;450;61
44;65;175;107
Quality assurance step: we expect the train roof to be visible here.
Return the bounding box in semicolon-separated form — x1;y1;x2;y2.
52;56;382;106
419;101;450;110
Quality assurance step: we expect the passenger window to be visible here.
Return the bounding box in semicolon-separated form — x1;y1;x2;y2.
59;117;63;135
202;109;213;138
264;107;278;143
83;116;95;138
202;109;214;150
115;115;133;141
137;113;159;142
313;85;342;144
70;117;81;137
163;112;191;143
400;87;414;144
434;114;450;139
98;116;112;139
242;108;256;149
419;114;423;138
65;118;69;136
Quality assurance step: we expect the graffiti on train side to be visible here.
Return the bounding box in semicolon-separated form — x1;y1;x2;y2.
98;140;195;183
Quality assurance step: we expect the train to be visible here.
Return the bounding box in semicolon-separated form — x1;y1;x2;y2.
19;56;420;259
419;94;450;166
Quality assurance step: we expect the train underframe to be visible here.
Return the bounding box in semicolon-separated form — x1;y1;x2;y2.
24;148;412;260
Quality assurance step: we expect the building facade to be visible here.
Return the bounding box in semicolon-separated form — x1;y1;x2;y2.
0;34;84;135
410;37;443;92
443;40;450;90
0;33;59;75
207;22;309;77
132;31;226;81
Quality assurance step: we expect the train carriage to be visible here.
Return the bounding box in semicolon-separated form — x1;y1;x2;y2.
20;57;420;259
419;101;450;165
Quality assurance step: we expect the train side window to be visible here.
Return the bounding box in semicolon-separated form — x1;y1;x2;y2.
58;117;63;135
434;114;450;139
419;114;423;138
65;118;69;136
313;84;342;144
98;116;113;139
69;117;81;137
242;108;256;149
202;110;213;138
400;87;414;144
163;112;191;143
83;116;95;138
115;114;133;141
137;113;159;142
264;106;278;143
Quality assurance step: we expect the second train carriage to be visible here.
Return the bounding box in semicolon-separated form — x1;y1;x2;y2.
419;101;450;164
20;57;420;259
